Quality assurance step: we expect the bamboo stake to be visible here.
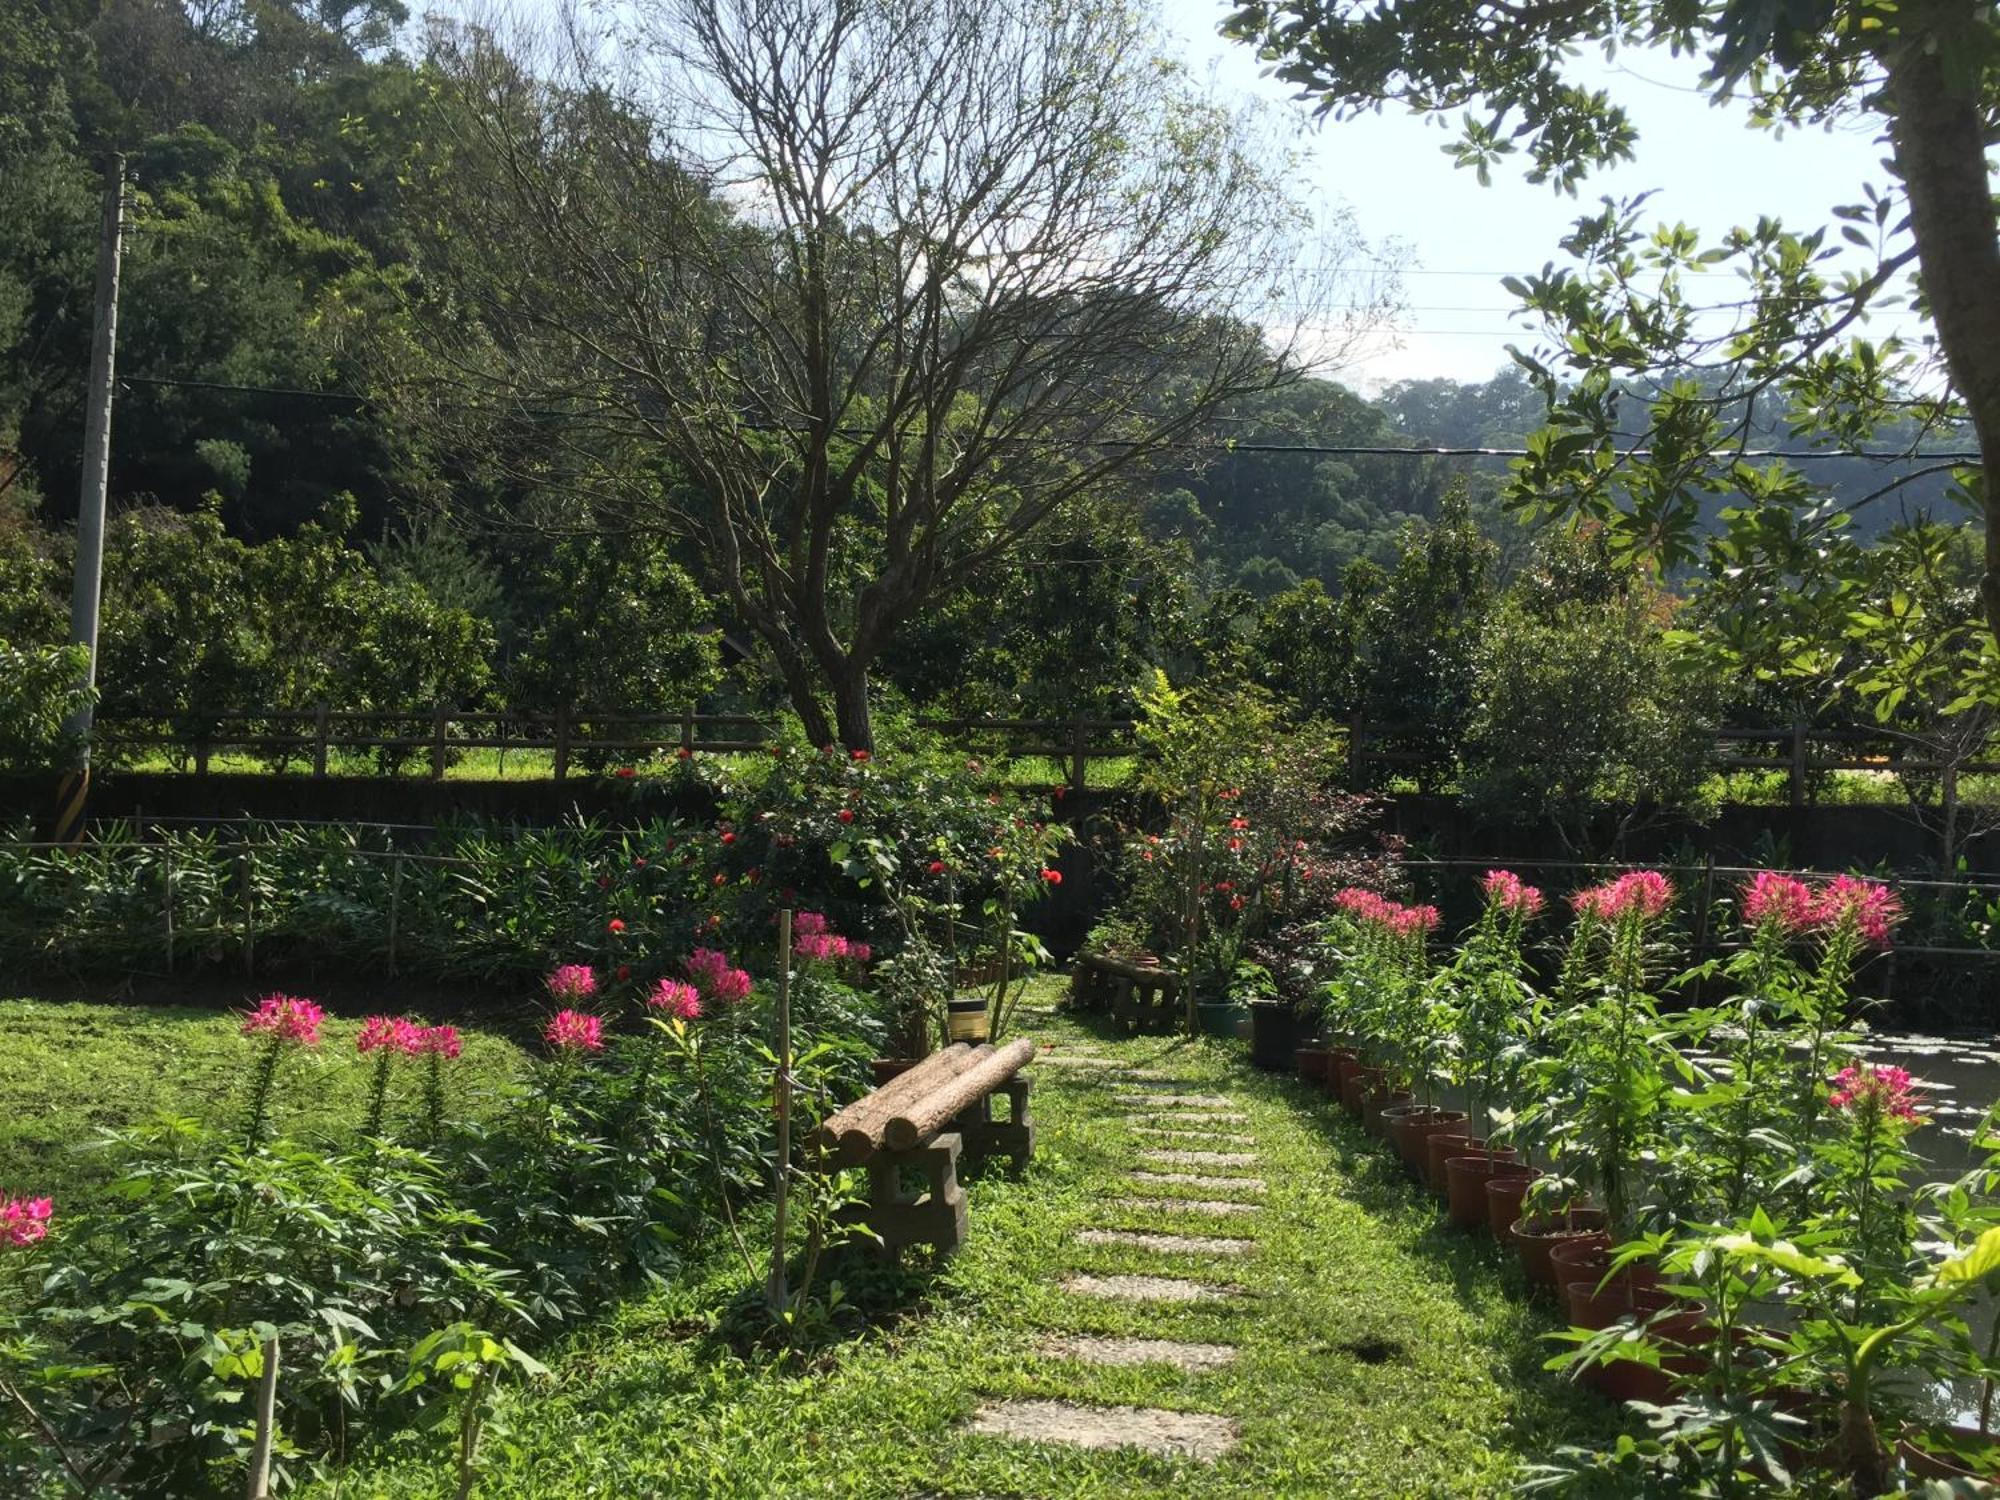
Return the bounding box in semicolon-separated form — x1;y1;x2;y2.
766;908;793;1319
246;1334;278;1499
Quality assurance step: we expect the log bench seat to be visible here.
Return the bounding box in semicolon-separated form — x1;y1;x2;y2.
1070;952;1182;1032
809;1037;1036;1261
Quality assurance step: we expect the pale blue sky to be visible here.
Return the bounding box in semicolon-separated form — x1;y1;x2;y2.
1158;0;1911;390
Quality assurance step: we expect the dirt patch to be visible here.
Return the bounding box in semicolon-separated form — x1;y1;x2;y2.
1138;1149;1259;1168
967;1398;1240;1460
1077;1228;1254;1256
1112;1196;1259;1217
1035;1335;1239;1371
1062;1272;1238;1302
1130;1170;1266;1193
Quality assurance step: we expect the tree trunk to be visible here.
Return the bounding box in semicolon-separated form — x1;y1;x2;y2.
830;661;874;753
767;637;834;750
1887;2;2000;645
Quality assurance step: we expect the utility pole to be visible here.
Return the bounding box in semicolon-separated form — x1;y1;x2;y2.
52;155;124;847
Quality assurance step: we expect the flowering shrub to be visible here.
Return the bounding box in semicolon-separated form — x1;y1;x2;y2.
544;1009;606;1052
1;1196;52;1248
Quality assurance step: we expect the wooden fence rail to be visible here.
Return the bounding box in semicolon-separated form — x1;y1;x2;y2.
84;707;2000;804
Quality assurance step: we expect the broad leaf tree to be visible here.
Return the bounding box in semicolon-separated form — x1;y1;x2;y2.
403;0;1379;749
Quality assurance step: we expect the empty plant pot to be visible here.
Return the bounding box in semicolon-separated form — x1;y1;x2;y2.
1483;1164;1542;1243
1295;1045;1332;1082
1444;1153;1516;1230
1427;1132;1511;1194
1514;1209;1610;1293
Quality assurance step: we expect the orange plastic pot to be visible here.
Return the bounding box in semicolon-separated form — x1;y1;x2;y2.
1563;1289;1708;1404
1483;1164;1541;1243
1342;1064;1385;1116
1444;1152;1515;1229
1426;1132;1510;1194
1514;1209;1609;1293
1390;1107;1466;1173
1295;1045;1332;1082
1325;1047;1359;1098
1363;1087;1415;1137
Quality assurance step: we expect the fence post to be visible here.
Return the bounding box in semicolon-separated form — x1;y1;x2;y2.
430;703;448;782
196;733;211;777
1789;719;1807;810
552;704;570;783
387;853;403;976
238;841;255;978
312;702;329;779
680;707;694;757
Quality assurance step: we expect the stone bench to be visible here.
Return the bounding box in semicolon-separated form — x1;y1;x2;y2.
809;1037;1036;1260
1071;952;1182;1032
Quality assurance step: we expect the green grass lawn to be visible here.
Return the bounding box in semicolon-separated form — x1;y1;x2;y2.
0;994;530;1205
308;980;1612;1498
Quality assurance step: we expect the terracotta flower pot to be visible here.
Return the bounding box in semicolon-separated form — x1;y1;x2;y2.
1295;1045;1332;1082
1561;1289;1707;1404
1483;1164;1541;1243
1363;1087;1415;1138
1898;1424;1999;1482
1325;1046;1359;1097
1563;1262;1665;1330
1392;1104;1472;1176
1444;1152;1517;1229
1514;1209;1609;1293
1379;1103;1436;1161
1342;1064;1385;1117
1426;1132;1511;1194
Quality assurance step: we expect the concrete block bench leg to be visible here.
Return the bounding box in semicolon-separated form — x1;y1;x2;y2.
956;1076;1035;1170
856;1132;969;1262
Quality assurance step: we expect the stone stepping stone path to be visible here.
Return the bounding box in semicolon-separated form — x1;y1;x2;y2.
1129;1110;1249;1126
968;1399;1241;1460
1061;1272;1238;1303
1035;1053;1125;1070
1124;1093;1237;1109
1112;1195;1259;1217
1034;1334;1239;1371
1138;1149;1259;1168
1076;1228;1253;1257
1130;1169;1266;1193
1131;1126;1256;1146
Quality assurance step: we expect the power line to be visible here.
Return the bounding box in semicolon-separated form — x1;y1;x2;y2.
118;373;1981;463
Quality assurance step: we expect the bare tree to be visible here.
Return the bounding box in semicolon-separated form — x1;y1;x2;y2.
401;0;1386;748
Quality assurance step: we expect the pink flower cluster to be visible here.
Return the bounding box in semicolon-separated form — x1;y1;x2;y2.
1740;871;1903;947
240;995;325;1046
2;1196;52;1248
1572;870;1675;923
544;1009;604;1052
546;964;599;1005
647;978;703;1021
1333;887;1439;938
1481;869;1546;919
1828;1063;1925;1122
792;912;872;964
357;1016;461;1058
686;948;753;1004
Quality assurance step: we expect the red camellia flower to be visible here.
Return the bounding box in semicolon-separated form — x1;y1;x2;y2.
851;748;871;762
608;918;626;935
837;808;855;824
927;860;946;876
720;831;737;846
771;745;784;758
633;856;647;868
616;964;632;981
1230;895;1244;911
712;872;728;887
615;766;636;779
1040;868;1062;885
1229;817;1249;830
676;746;692;760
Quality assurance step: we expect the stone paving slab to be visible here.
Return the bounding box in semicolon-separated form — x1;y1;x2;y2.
1123;1111;1249;1126
1077;1228;1254;1256
1131;1127;1256;1146
1034;1054;1125;1070
1139;1149;1259;1168
967;1398;1240;1460
1130;1170;1266;1193
1113;1196;1260;1217
1124;1093;1237;1109
1062;1272;1238;1303
1034;1334;1240;1371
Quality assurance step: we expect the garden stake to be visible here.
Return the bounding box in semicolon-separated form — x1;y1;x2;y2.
246;1334;278;1500
767;908;793;1318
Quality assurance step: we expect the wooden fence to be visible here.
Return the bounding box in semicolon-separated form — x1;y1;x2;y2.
87;707;2000;805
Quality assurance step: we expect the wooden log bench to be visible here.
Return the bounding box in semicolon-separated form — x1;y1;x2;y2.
809;1037;1037;1261
1070;952;1182;1032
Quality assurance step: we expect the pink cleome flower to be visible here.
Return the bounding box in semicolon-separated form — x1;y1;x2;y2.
795;932;851;961
241;994;325;1046
544;1009;604;1052
546;964;599;1006
1481;869;1546;919
1389;903;1441;939
1743;871;1816;934
1812;874;1904;948
646;978;703;1021
1828;1063;1925;1122
1;1196;53;1248
356;1016;427;1056
1572;870;1674;924
849;942;873;964
793;912;831;937
417;1024;462;1059
685;948;753;1004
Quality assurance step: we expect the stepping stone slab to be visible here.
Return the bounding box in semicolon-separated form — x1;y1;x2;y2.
1126;1093;1237;1108
1077;1229;1254;1256
1124;1111;1249;1126
1034;1335;1239;1371
1062;1273;1237;1303
1035;1054;1124;1070
1139;1149;1259;1168
1132;1127;1256;1146
1115;1196;1259;1217
967;1399;1240;1460
1131;1170;1266;1193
